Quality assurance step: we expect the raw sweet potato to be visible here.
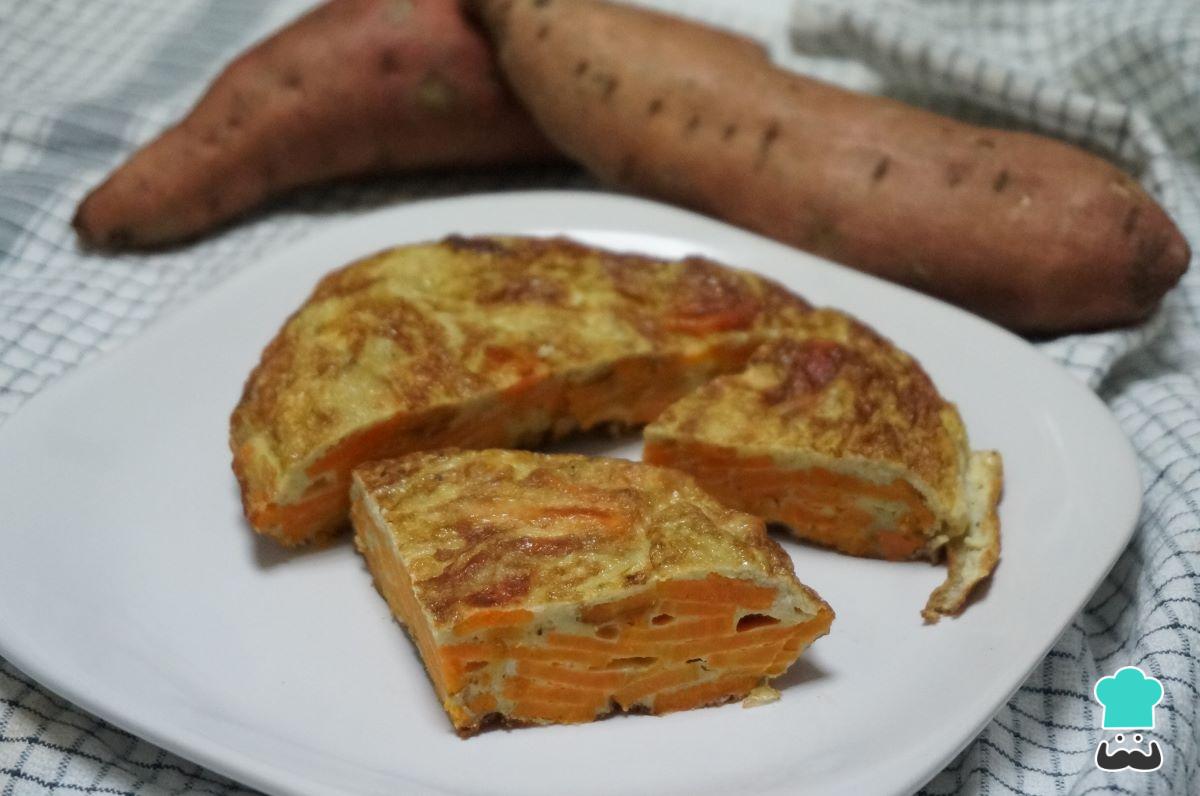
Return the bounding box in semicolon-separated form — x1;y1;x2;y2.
73;0;557;249
468;0;1190;334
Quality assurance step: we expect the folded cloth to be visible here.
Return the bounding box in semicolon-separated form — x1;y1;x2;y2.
0;0;1196;793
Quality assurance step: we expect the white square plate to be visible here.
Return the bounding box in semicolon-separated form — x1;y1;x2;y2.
0;192;1139;795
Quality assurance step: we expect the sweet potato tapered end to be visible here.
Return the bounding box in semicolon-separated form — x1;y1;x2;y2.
74;0;558;250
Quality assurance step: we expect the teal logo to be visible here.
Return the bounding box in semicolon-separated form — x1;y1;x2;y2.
1095;666;1164;729
1093;666;1164;773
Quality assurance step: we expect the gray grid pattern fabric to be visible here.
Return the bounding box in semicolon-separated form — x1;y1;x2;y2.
1;0;1196;793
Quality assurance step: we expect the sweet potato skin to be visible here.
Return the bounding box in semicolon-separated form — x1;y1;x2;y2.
469;0;1190;334
73;0;557;249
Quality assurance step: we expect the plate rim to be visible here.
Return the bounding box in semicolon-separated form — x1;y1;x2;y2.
0;189;1142;796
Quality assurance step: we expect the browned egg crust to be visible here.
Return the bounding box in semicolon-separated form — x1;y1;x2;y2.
231;235;812;544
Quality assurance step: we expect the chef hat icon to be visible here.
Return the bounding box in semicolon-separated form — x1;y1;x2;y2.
1094;667;1164;730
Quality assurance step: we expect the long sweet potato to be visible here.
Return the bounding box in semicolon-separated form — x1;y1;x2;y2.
468;0;1190;333
73;0;557;249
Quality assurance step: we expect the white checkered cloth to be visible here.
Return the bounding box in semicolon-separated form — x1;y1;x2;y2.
1;0;1196;793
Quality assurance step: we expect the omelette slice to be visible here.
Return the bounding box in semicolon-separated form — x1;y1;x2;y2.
232;236;811;546
643;310;1002;621
351;449;833;736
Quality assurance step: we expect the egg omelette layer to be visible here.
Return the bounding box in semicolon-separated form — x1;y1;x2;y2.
644;309;1002;621
231;235;813;546
351;449;834;736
